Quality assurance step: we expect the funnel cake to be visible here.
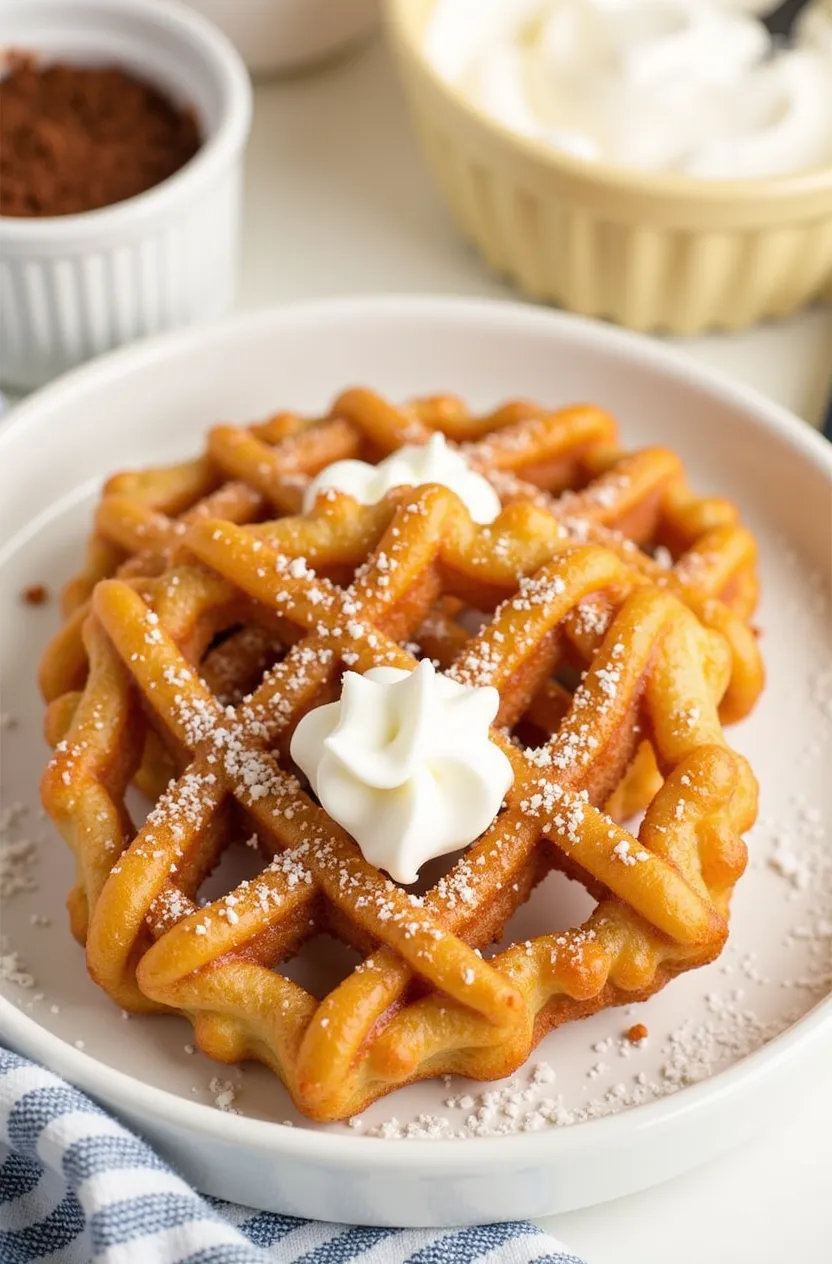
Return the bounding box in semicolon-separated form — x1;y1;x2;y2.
40;389;763;727
42;479;759;1121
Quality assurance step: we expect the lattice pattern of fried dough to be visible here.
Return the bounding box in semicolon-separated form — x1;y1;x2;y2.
39;389;763;733
42;486;757;1121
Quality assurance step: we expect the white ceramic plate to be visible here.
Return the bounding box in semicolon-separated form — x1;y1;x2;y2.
1;297;831;1227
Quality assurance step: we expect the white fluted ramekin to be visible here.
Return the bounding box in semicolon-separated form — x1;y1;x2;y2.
385;0;832;335
0;0;252;389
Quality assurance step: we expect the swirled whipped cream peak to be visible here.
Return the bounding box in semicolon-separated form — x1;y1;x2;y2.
290;659;514;884
303;431;502;523
426;0;832;178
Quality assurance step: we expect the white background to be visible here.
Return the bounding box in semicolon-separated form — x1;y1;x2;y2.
239;37;831;1264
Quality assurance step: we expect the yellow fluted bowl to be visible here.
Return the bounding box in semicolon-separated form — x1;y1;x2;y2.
384;0;832;334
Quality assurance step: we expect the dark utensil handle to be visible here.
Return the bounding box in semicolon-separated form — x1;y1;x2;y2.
822;381;832;441
763;0;812;37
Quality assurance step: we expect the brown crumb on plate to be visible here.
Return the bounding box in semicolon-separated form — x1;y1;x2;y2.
21;584;49;606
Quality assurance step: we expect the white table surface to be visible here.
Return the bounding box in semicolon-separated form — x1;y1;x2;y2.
241;36;831;1264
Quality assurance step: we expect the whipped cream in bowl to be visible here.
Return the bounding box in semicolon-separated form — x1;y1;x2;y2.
426;0;832;178
799;0;832;55
303;431;502;523
290;659;514;884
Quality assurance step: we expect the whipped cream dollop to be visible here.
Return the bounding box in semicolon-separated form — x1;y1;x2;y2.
290;660;514;884
303;431;502;523
426;0;832;178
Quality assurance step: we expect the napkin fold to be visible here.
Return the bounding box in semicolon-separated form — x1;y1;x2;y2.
0;1047;586;1264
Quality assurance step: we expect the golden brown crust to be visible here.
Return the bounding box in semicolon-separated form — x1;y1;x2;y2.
42;461;758;1121
39;390;763;725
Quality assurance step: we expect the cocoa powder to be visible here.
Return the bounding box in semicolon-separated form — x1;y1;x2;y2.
0;56;201;217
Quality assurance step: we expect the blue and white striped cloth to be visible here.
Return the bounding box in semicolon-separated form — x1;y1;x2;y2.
0;1048;586;1264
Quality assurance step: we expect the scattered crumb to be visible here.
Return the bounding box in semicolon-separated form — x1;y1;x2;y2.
362;993;800;1140
0;802;39;898
209;1076;239;1113
0;942;34;988
21;584;49;606
626;1024;649;1044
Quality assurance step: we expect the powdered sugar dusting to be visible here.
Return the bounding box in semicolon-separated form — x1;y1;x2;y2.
209;1076;240;1113
0;937;35;989
1;802;39;898
360;983;795;1138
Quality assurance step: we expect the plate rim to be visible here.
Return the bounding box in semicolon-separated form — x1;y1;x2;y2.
2;293;831;1171
3;993;832;1169
2;295;831;478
